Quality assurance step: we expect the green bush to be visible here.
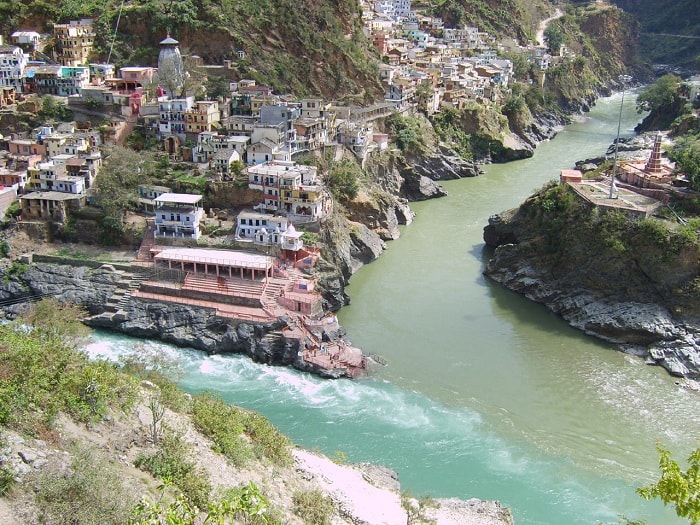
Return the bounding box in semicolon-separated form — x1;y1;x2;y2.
0;300;138;434
31;445;136;525
132;481;281;525
300;231;319;246
326;160;361;202
191;392;291;467
135;432;211;508
293;490;335;525
191;393;251;467
386;112;428;154
0;464;15;496
245;412;292;467
120;346;188;411
3;260;27;280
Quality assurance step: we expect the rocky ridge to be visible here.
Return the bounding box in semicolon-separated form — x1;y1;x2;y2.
0;259;346;376
483;166;700;379
483;228;700;378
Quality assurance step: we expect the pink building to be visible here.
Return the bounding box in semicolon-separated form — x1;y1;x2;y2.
9;139;46;157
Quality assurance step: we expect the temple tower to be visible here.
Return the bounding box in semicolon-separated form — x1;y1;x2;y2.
644;132;664;174
157;34;184;98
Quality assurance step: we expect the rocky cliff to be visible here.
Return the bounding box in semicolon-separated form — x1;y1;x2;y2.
483;182;700;379
0;260;353;378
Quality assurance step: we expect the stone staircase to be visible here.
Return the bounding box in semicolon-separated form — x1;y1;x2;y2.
183;273;266;300
116;271;150;311
88;267;152;323
261;277;293;315
136;220;156;262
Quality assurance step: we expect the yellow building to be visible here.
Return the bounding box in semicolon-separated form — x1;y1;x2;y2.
53;19;94;67
184;100;220;134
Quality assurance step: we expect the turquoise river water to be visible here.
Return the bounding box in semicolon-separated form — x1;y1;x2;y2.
87;91;699;525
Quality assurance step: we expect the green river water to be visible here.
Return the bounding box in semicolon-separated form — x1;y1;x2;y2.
88;90;699;524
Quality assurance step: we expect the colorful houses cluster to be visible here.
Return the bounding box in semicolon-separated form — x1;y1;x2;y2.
0;123;102;221
359;0;574;113
0;4;575;228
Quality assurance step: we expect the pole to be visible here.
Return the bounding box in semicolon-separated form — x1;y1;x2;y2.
107;0;125;65
608;89;624;198
609;74;632;199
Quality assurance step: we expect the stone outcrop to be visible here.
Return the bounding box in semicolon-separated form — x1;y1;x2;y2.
404;143;482;185
517;110;569;147
483;191;700;379
0;261;349;378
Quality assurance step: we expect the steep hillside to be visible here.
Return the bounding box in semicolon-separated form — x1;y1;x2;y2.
0;0;384;102
610;0;700;71
429;0;553;44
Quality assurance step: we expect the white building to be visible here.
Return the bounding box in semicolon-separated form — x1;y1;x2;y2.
0;45;27;92
393;0;411;18
158;97;193;137
29;160;85;194
11;31;40;49
235;210;304;252
153;192;204;239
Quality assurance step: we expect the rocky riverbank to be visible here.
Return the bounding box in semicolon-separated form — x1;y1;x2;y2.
482;135;700;379
0;256;517;524
0;257;357;378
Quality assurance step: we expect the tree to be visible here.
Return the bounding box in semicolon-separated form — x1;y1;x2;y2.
401;491;437;525
38;96;73;122
668;134;700;190
636;74;682;114
544;24;565;55
636;444;700;524
325;160;361;202
386;112;429;155
415;81;435;113
94;146;154;241
204;75;230;100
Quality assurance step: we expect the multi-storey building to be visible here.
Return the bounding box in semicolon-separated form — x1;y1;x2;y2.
19;190;85;221
247;161;329;223
53;19;95;67
293;118;327;151
153;193;204;239
260;104;300;146
26;64;89;96
158;97;193;138
27;160;85;194
184;100;220;135
0;45;27;93
222;115;257;136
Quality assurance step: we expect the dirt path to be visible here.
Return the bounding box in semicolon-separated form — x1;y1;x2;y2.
536;8;563;46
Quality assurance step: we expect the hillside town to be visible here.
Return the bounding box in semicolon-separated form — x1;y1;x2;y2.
0;1;696;376
0;0;583;231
